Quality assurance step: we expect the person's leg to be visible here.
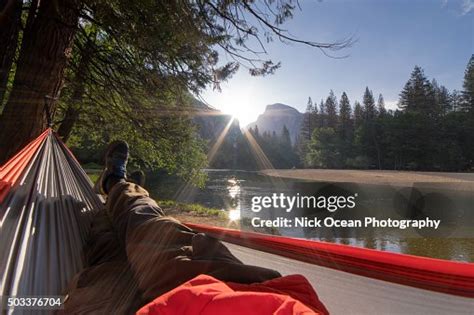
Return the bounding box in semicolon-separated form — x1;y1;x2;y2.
106;180;166;242
106;182;280;300
99;141;281;301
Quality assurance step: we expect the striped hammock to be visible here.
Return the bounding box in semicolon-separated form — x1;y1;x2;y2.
0;129;473;314
0;129;101;299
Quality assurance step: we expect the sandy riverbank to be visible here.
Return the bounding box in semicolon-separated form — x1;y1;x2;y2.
162;205;239;229
261;169;474;191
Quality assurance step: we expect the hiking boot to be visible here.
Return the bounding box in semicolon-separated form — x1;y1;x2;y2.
95;140;129;195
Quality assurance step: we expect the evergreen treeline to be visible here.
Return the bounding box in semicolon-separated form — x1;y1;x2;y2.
301;57;474;171
198;115;258;170
248;56;473;171
247;125;300;169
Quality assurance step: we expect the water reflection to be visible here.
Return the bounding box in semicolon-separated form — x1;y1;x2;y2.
227;177;241;221
147;170;474;262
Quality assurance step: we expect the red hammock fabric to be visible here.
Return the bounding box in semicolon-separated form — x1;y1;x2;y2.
185;223;474;298
0;129;50;204
137;274;328;315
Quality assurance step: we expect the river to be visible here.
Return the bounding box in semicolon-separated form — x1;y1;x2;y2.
147;169;473;262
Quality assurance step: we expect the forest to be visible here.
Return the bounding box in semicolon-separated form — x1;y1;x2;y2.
249;57;474;171
0;0;351;187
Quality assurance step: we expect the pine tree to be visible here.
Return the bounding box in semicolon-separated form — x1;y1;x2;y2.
280;125;298;167
297;97;314;165
310;100;319;131
319;99;325;113
354;101;364;130
431;79;452;114
325;90;338;128
339;92;353;141
399;66;437;116
363;87;377;120
318;99;326;128
461;54;474;113
254;125;260;138
377;94;387;117
306;127;341;168
299;97;314;142
338;92;353;165
281;125;292;148
397;67;440;170
359;87;382;168
451;90;463;112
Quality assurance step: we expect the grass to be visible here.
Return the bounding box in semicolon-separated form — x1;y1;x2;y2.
87;172;100;184
82;162;102;170
82;165;229;223
158;199;227;219
83;162;102;184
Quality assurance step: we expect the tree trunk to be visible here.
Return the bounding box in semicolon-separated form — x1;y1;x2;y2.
57;106;80;142
0;0;80;163
57;35;95;142
0;0;22;105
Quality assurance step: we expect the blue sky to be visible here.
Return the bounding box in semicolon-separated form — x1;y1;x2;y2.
200;0;473;126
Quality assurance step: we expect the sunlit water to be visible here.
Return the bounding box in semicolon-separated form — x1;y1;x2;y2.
147;170;474;262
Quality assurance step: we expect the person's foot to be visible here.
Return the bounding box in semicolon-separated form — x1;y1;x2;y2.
129;170;146;187
95;140;129;195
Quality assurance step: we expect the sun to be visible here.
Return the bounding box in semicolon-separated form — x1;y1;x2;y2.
200;81;262;126
226;106;258;127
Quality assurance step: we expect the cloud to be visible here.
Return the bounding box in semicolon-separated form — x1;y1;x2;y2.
442;0;473;15
461;0;474;14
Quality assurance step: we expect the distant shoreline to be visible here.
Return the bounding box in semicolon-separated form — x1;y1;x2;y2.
260;169;474;191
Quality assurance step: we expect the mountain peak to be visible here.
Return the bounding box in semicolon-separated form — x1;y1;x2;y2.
247;103;303;144
264;103;300;113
